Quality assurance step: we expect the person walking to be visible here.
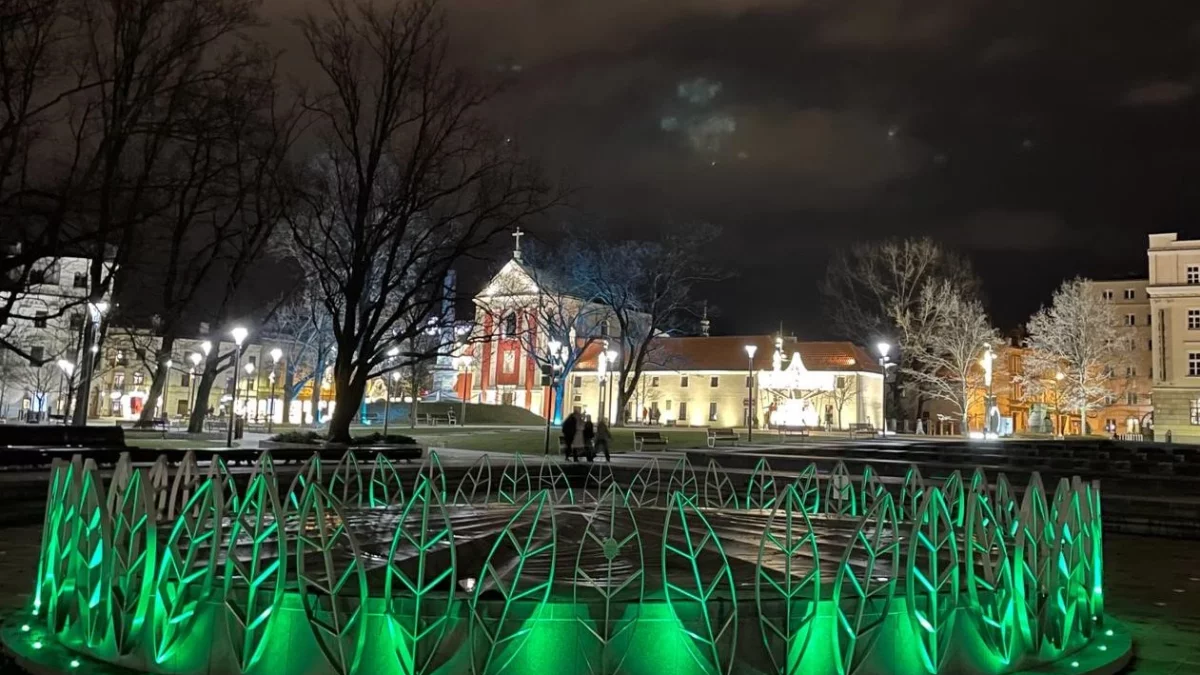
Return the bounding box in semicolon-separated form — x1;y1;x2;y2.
583;414;596;462
595;417;612;462
569;412;586;461
561;412;578;461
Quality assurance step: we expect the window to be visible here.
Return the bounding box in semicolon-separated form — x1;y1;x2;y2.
1101;290;1113;300
1148;339;1153;350
680;376;689;388
29;345;44;361
1148;314;1152;326
1124;314;1135;326
709;401;719;421
1128;338;1137;351
502;313;517;336
1191;310;1200;330
573;375;583;388
180;372;190;387
1126;366;1137;377
115;350;127;366
33;311;47;328
1127;392;1138;405
599;320;610;338
665;400;672;411
651;376;659;387
1191;400;1200;424
1124;289;1136;299
1189;352;1200;376
679;401;689;421
73;273;88;289
69;313;83;330
113;372;125;389
1189;266;1200;285
248;355;256;367
133;372;145;386
709;376;719;387
573;394;582;402
176;399;189;415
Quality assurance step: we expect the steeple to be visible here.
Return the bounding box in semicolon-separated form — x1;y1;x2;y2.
700;301;710;337
511;227;525;261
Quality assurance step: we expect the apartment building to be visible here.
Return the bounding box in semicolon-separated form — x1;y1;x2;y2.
1147;233;1200;441
1091;278;1154;434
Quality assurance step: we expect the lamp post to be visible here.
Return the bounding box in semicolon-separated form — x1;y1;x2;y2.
385;347;400;435
745;344;757;443
981;342;996;437
605;348;617;422
188;352;202;422
543;338;565;455
877;342;891;434
226;326;248;447
268;348;282;432
72;301;108;425
243;362;255;424
455;354;471;425
56;360;74;423
1054;371;1065;437
597;348;608;421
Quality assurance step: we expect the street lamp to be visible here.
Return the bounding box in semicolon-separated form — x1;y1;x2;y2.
745;344;758;443
877;342;891;433
188;352;202;422
543;338;566;454
605;348;618;422
56;360;74;424
243;362;255;424
981;342;996;437
268;348;282;432
385;371;401;436
455;354;472;425
226;326;248;447
597;348;609;422
1055;371;1065;437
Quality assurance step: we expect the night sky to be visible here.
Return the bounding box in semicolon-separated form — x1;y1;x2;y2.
292;0;1200;337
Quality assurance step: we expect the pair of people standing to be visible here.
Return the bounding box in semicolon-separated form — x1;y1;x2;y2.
561;412;611;462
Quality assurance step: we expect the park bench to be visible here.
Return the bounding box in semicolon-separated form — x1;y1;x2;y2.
706;428;740;448
849;422;878;439
776;425;811;441
0;424;125;449
633;431;668;452
420;412;454;426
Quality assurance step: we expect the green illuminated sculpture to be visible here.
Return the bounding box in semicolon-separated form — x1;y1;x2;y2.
667;456;698;503
370;453;406;506
965;475;1016;665
702;459;738;509
328;449;366;507
826;460;856;517
900;464;926;521
942;470;965;528
832;493;899;675
537;454;575;504
223;470;286;672
584;460;614;502
285;453;323;511
859;465;886;515
166;450;199;521
907;488;959;674
627;459;660;507
454;454;493;504
756;484;819;675
108;459;156;656
207;455;241;515
498;452;531;504
747;457;778;510
1014;472;1052;655
153;475;222;663
418;451;447;501
793;463;820;513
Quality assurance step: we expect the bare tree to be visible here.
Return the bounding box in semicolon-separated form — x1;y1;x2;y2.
822;237;978;419
287;0;557;442
895;280;999;435
827;374;857;430
263;285;335;426
585;225;723;425
1023;277;1133;436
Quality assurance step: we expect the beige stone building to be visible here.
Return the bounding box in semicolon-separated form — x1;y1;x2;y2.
1090;278;1154;434
1147;233;1200;440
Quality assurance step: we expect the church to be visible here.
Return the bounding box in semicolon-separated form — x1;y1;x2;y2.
460;231;885;429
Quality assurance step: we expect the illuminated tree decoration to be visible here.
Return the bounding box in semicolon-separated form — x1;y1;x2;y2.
831;493;899;675
35;459;74;624
328;450;366;507
703;459;738;509
285;453;323;511
537;454;575;504
454;454;493;505
899;464;926;522
1043;478;1084;656
386;476;456;675
295;484;369;675
992;473;1019;540
574;484;644;675
793;463;820;514
418;450;447;501
1079;479;1104;630
109;465;157;656
470;490;557;675
662;492;737;675
498;453;531;505
153;476;223;663
223;471;287;672
73;459;112;648
667;457;699;503
942;470;965;528
747;457;778;510
755;485;819;675
825;461;857;517
965;482;1017;665
250;451;278;489
969;467;988;497
906;488;960;674
859;465;886;515
106;452;133;514
48;457;83;635
584;461;615;502
370;453;406;506
147;456;171;519
1014;473;1052;654
207;454;241;515
166;450;199;521
627;459;661;507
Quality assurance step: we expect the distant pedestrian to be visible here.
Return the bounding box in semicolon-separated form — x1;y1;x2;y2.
583;415;596;462
595;417;612;462
570;413;586;461
561;412;579;461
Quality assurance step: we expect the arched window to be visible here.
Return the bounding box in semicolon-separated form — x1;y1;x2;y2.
503;313;517;337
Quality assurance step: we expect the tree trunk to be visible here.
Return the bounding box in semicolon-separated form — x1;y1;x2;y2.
327;360;367;443
282;368;296;426
309;354;324;427
187;347;223;433
71;318;98;425
136;336;177;427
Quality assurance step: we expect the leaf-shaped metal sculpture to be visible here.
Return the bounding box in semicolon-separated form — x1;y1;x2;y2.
574;484;644;675
296;484;369;675
627;459;661;507
285;453;323;511
250;451;277;486
206;454;241;515
859;465;886;515
370;453;407;506
109;465;157;655
328;450;365;507
662;492;737;675
584;461;615;502
106;452;133;515
1014;472;1052;654
965;482;1016;665
166;450;199;521
703;459;738;509
470;491;557;675
793;464;820;514
224;471;287;672
756;485;819;675
899;464;925;522
153;475;223;663
1044;478;1084;656
1078;479;1104;633
386;476;456;675
498;453;531;504
942;470;965;528
454;454;493;505
36;459;77;628
73;459;111;648
825;461;856;517
667;456;699;503
747;457;778;510
906;488;960;674
992;473;1019;540
831;493;900;675
537;454;575;504
147;456;171;519
418;450;447;501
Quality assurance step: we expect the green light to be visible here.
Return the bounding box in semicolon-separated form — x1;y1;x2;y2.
1099;644;1108;651
1071;661;1079;667
32;641;42;649
70;659;81;668
1105;629;1114;636
20;624;29;632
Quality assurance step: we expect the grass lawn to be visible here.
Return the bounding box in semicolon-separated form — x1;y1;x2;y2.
124;437;224;449
404;426;715;453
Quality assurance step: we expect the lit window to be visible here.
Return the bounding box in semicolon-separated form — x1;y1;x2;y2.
710;376;719;387
573;375;582;388
680;375;689;388
1126;366;1136;377
665;400;673;411
1127;392;1138;405
1101;290;1113;300
1191;400;1200;424
1180;308;1194;329
1124;289;1135;299
133;372;145;386
1189;353;1200;376
708;401;718;421
679;401;689;420
651;376;659;387
1125;314;1135;326
1189;266;1200;284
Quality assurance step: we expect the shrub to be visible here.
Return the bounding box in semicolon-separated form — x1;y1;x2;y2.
269;430;324;444
350;432;417;446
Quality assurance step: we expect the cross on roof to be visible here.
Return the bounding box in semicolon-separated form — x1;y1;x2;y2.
512;227;525;260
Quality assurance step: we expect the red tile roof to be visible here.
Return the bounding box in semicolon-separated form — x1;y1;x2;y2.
576;335;882;373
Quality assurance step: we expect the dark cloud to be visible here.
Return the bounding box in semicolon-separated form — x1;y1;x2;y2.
1122;80;1195;106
